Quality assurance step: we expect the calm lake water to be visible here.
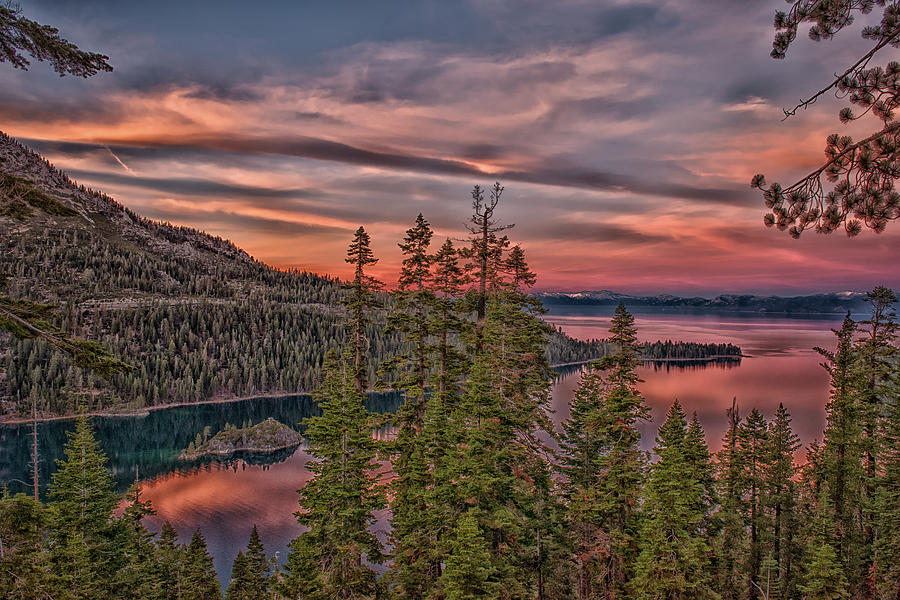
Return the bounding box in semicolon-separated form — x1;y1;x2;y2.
0;307;848;584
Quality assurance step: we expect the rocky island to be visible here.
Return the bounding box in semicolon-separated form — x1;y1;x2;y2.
178;417;303;461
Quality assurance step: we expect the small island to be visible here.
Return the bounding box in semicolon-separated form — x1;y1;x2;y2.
178;417;303;461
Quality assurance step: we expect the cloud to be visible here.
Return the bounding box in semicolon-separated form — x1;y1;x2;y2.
520;219;671;245
61;133;751;205
65;168;325;201
3;0;898;294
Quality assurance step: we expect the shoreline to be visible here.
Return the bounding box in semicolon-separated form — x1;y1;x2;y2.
1;355;745;425
0;391;310;425
551;354;744;369
178;441;302;461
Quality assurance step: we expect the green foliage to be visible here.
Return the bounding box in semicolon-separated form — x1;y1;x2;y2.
226;527;269;600
382;216;438;598
438;510;502;600
567;303;649;599
0;291;132;379
740;407;769;594
0;5;112;76
182;530;221;600
799;539;849;600
874;383;900;599
282;349;384;599
632;402;717;600
0;491;49;600
155;521;185;600
46;417;120;598
115;485;163;600
756;1;900;236
765;403;802;599
345;226;382;393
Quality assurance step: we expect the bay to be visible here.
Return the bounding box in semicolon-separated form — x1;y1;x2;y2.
0;306;847;584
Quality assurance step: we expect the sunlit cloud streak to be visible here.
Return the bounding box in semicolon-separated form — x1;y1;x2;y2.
2;0;898;294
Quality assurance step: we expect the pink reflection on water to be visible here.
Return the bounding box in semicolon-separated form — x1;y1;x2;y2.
138;446;393;584
139;449;313;583
133;311;842;582
547;312;838;453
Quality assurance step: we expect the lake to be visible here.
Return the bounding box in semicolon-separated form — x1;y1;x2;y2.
0;306;847;585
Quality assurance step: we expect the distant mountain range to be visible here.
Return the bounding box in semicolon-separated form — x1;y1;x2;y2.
535;290;874;314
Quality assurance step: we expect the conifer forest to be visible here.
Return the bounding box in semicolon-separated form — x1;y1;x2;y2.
2;1;900;600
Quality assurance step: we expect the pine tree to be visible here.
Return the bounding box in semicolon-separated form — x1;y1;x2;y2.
439;352;525;595
226;526;269;600
412;238;469;593
855;286;898;568
155;521;184;600
0;4;113;76
765;403;801;600
591;303;649;598
182;530;220;600
225;551;248;600
344;226;381;392
560;362;614;600
800;541;849;600
873;372;900;599
46;416;120;599
741;408;769;598
816;315;867;592
387;213;435;409
463;182;511;351
471;255;554;597
559;303;649;600
281;349;384;600
685;412;717;534
384;214;437;599
115;484;161;600
0;491;49;600
438;510;502;600
244;525;269;597
427;238;468;405
714;399;748;600
631;401;716;600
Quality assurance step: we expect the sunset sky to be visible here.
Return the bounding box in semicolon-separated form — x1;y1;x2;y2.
3;0;899;295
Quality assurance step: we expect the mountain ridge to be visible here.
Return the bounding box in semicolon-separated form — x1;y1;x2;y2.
535;289;873;314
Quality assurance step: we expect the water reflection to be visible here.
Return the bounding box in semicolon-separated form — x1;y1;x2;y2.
0;309;843;585
0;391;402;499
545;309;838;452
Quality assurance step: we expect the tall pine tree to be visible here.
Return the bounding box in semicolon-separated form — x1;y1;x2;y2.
281;349;384;600
46;416;120;600
631;401;716;600
181;530;220;600
344;226;381;392
384;214;438;599
765;403;801;600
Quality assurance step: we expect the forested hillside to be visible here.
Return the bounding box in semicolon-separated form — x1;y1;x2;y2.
0;132;377;416
0;133;653;417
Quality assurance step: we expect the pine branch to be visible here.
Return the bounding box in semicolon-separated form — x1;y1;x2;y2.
0;294;132;377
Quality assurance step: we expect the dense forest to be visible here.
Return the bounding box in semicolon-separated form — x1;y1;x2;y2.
0;134;739;417
1;180;897;599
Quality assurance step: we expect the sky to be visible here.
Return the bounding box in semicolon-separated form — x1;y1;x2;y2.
2;0;899;295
